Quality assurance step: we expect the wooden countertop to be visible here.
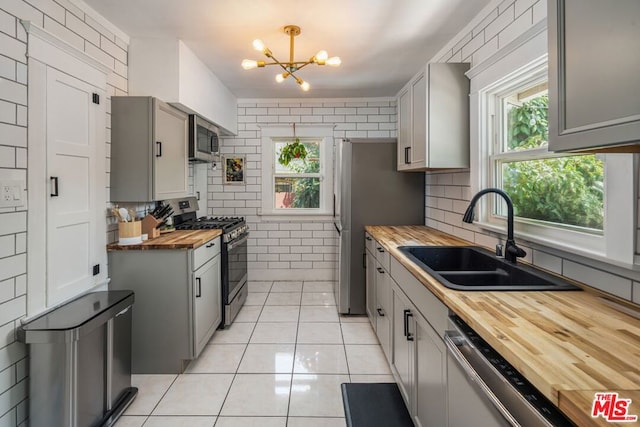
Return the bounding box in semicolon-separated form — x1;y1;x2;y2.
107;229;222;250
365;225;640;427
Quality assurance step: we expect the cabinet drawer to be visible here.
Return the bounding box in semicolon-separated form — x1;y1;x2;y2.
193;237;220;270
374;242;390;271
365;232;376;254
390;255;448;336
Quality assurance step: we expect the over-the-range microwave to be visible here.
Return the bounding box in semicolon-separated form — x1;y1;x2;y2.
189;114;219;163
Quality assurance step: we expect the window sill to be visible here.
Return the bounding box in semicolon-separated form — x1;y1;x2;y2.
258;210;334;222
474;220;637;270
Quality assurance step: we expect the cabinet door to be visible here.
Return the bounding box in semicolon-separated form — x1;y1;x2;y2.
410;72;427;167
548;0;640;151
153;100;189;200
397;87;412;170
193;254;221;357
414;313;447;427
365;249;377;328
375;261;392;362
46;68;106;306
392;285;413;407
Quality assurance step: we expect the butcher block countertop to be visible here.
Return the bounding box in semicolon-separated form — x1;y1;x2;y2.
107;229;222;250
365;225;640;427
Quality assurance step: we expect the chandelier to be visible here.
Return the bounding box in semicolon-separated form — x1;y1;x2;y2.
241;25;341;91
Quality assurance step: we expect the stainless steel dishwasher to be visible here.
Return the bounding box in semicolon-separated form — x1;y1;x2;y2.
445;315;576;427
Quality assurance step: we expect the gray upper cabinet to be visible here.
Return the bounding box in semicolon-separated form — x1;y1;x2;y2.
548;0;640;152
110;96;189;202
397;63;470;171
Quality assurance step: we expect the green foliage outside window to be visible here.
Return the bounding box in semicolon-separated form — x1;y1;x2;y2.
501;95;604;230
277;141;321;208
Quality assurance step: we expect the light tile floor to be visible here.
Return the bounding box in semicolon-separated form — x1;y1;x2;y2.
115;281;394;427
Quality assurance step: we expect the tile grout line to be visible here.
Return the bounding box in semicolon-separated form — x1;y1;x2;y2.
285;281;304;425
213;280;270;425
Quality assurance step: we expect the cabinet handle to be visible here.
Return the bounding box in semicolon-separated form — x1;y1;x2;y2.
196;277;202;297
376;267;384;274
406;311;414;341
50;176;59;197
377;308;385;317
403;309;410;338
363;253;366;269
206;242;215;248
196;191;200;201
376;247;384;253
156;141;162;157
404;146;410;164
365;236;372;241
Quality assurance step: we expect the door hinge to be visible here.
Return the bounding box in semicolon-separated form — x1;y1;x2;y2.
93;264;100;276
92;93;100;104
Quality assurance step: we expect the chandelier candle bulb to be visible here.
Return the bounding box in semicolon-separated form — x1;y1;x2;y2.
327;56;342;67
252;39;265;52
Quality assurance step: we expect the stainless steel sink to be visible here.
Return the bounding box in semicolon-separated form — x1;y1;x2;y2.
398;246;581;291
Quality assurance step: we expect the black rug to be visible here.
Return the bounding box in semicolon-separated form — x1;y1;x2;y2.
341;383;413;427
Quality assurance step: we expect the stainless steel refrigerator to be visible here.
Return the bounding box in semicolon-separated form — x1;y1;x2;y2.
333;138;425;314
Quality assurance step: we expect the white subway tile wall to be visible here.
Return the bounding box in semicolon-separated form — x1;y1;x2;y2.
213;99;396;280
0;1;129;425
428;0;640;302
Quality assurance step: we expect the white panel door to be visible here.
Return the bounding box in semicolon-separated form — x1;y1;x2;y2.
46;68;102;306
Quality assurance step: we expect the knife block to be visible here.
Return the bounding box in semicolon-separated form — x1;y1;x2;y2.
141;214;161;239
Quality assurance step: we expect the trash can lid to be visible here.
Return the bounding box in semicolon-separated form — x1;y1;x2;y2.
20;290;134;333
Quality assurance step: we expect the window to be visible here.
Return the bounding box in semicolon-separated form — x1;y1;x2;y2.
260;125;334;216
273;139;322;209
492;79;605;233
471;42;635;265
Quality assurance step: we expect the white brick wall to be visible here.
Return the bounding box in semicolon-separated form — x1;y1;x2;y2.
0;2;128;425
424;0;640;302
212;98;396;280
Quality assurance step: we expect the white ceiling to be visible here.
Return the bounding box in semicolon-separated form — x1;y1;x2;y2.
83;0;491;98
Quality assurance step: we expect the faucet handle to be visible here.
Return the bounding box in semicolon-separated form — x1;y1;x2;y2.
495;244;503;257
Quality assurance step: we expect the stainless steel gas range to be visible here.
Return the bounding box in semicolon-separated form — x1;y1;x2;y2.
171;199;249;327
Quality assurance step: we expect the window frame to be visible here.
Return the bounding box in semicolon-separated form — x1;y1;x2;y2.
488;68;606;236
468;26;636;266
260;125;335;218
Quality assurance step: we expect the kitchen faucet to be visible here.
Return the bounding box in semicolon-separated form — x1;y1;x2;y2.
462;188;526;264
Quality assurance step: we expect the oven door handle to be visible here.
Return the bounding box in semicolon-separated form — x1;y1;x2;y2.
444;332;521;426
227;234;249;251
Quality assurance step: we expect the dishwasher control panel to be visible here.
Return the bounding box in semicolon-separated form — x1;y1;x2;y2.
450;315;576;426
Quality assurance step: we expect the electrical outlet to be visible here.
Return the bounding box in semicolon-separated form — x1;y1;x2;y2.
0;180;25;208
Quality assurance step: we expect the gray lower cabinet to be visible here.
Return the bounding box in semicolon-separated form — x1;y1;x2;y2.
548;0;640;151
193;251;222;356
110;96;189;202
365;233;392;361
109;237;221;373
365;248;377;325
391;280;447;427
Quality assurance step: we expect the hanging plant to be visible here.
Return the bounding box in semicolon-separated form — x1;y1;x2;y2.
278;124;307;166
278;138;308;166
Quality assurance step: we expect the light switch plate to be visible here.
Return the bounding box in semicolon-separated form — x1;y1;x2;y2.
0;180;25;207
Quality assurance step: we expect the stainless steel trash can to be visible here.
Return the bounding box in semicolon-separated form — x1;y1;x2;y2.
18;291;137;427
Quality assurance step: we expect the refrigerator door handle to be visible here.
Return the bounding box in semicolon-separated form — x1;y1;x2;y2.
333;194;336;218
